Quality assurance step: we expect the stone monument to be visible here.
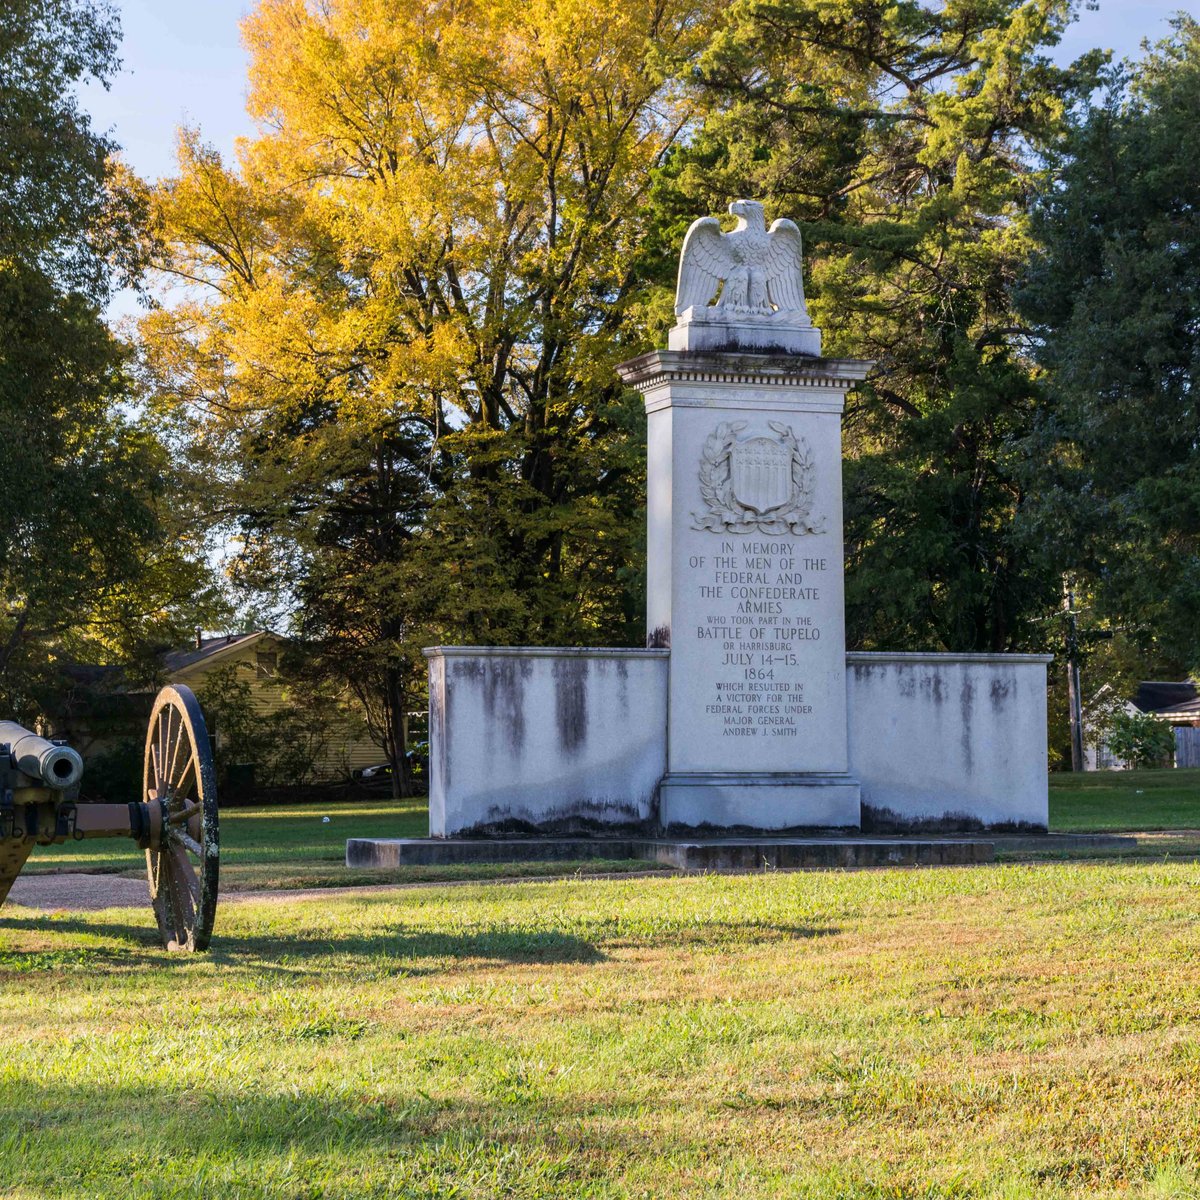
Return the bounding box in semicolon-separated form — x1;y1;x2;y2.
616;200;868;829
350;199;1052;859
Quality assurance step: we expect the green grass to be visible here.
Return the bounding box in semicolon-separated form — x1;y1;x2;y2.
1050;767;1200;833
22;764;1200;893
4;862;1200;1197
25;798;668;891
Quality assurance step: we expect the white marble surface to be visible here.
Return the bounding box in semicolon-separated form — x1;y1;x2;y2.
658;774;860;831
622;352;870;792
668;309;823;355
847;652;1052;830
425;648;668;836
421;648;1052;835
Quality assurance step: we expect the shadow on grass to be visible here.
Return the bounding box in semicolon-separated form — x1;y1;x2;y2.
0;916;840;986
0;910;608;974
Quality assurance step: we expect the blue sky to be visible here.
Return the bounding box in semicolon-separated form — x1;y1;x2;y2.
82;1;1200;188
81;0;254;181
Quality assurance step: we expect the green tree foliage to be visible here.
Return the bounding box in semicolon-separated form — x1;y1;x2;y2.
138;0;717;790
645;0;1102;651
1104;709;1176;770
0;0;220;720
0;0;118;297
1019;17;1200;668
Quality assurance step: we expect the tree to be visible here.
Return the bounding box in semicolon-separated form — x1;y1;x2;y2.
1019;17;1200;670
138;0;717;791
643;0;1102;652
1105;709;1175;770
0;0;220;722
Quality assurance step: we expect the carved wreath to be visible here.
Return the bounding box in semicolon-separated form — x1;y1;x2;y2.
692;420;822;535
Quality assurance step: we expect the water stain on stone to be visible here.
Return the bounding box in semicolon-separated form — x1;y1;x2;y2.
849;662;888;680
429;670;448;791
475;658;531;756
861;804;1046;835
960;674;975;774
919;671;946;706
553;658;589;755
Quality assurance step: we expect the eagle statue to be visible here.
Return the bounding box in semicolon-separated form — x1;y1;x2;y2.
675;199;808;320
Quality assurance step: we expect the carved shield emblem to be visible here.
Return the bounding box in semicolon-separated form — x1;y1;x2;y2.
692;421;822;536
730;436;791;515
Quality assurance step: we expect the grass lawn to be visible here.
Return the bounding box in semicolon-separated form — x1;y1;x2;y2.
1050;767;1200;833
3;862;1200;1197
24;797;665;891
21;764;1200;893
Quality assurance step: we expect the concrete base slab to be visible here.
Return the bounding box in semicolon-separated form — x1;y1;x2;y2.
348;837;645;868
657;773;861;832
647;838;991;869
990;832;1138;854
347;834;995;872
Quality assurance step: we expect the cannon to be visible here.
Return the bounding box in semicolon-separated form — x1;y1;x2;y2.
0;685;219;951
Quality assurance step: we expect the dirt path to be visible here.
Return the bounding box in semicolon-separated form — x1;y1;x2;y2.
7;873;150;911
10;827;1185;913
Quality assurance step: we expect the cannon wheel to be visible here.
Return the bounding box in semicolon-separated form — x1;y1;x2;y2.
143;685;219;951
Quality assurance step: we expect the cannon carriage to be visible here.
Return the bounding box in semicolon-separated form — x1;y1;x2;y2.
0;685;219;951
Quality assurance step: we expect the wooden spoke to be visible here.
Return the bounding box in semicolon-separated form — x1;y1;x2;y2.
157;707;172;788
173;756;198;801
171;844;200;902
177;832;203;857
148;741;161;799
167;799;201;826
143;685;219;952
166;711;189;792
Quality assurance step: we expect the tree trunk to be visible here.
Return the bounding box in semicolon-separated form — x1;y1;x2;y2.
1064;583;1085;772
384;664;415;798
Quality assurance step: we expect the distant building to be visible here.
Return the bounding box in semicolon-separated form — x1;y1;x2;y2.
1085;680;1200;771
1131;681;1200;726
59;631;381;785
160;631;383;783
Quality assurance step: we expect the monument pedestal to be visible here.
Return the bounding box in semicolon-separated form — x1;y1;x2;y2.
658;773;860;832
617;349;871;832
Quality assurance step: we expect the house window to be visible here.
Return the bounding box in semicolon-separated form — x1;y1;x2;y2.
256;652;278;681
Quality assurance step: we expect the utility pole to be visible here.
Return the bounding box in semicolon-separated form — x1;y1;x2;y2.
1064;579;1085;772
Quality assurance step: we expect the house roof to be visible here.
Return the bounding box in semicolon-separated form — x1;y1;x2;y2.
54;632;286;712
162;631;282;676
1134;681;1200;715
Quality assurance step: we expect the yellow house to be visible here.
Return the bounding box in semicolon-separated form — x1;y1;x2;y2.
163;631;384;783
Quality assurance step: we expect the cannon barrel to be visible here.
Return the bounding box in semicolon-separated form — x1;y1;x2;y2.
0;722;83;790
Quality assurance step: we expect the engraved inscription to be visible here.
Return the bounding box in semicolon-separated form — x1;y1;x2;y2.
690;540;829;739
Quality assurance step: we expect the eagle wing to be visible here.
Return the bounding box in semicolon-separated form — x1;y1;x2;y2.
765;218;807;316
676;217;728;316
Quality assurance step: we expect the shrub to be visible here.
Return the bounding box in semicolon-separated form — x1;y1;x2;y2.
1105;710;1176;769
195;665;357;799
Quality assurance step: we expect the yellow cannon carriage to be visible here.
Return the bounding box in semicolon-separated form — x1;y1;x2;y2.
0;685;219;951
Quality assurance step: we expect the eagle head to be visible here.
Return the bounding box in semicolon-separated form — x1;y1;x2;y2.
728;199;767;234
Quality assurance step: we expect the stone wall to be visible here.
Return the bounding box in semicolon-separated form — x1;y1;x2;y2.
846;652;1052;832
425;647;669;837
425;647;1051;836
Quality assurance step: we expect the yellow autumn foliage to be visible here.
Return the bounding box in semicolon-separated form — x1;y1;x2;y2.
143;0;717;439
